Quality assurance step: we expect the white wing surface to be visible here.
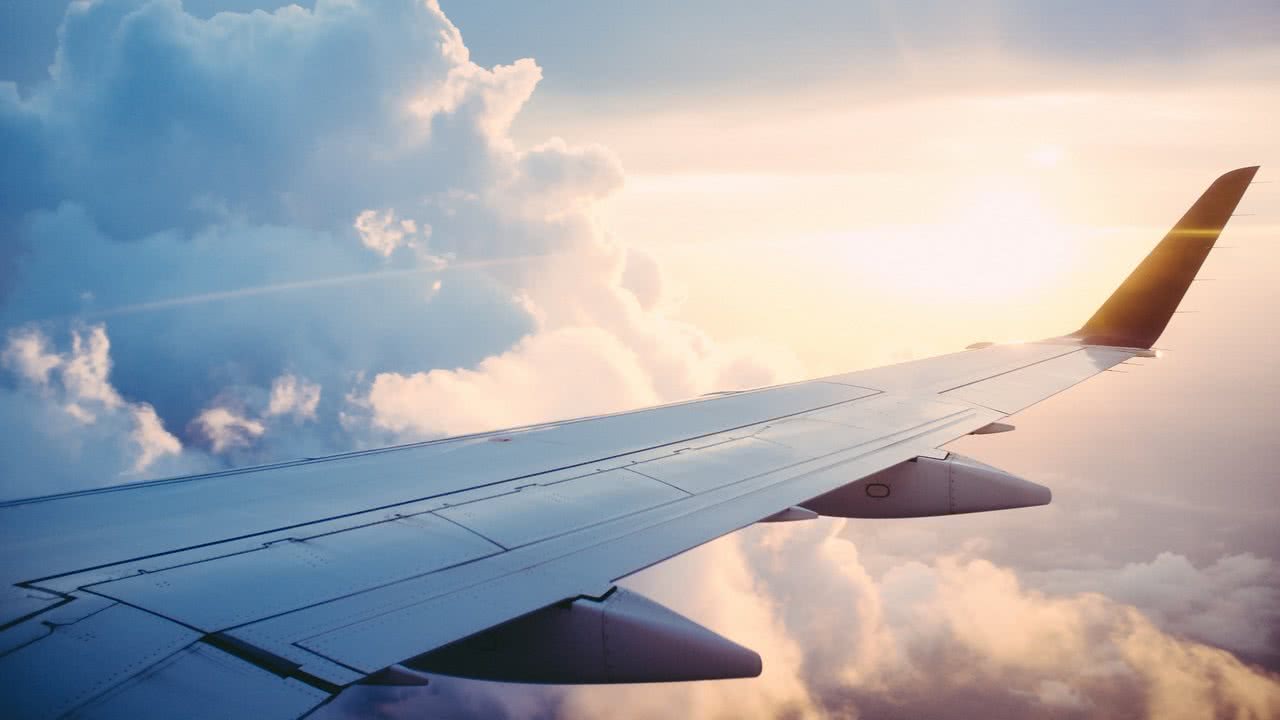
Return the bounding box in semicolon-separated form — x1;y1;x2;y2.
0;167;1258;718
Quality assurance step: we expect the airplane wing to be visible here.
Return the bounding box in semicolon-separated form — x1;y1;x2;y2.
0;167;1258;719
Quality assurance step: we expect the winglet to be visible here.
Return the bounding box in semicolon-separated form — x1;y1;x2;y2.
1073;166;1259;348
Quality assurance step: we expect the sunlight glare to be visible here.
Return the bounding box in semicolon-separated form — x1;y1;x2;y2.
1027;144;1065;168
837;177;1079;305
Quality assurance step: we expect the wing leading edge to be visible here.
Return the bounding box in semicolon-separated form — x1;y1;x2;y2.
0;167;1259;719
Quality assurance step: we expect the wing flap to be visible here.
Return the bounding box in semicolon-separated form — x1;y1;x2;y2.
73;643;328;720
254;403;995;675
434;468;688;549
0;601;199;719
85;513;503;631
0;380;871;619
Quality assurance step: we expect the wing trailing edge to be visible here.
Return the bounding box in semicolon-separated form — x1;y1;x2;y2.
1073;165;1259;349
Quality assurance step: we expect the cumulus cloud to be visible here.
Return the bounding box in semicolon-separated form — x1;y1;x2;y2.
267;373;323;421
189;372;328;456
0;0;800;481
353;208;429;258
191;405;266;453
504;138;625;221
619;246;666;311
1030;552;1280;665
355;326;660;438
323;523;1280;720
1;328;62;385
0;325;192;496
131;402;182;472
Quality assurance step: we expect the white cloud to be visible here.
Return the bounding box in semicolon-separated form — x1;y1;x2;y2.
191;406;266;453
359;327;661;438
354;208;428;257
787;527;1280;719
1;328;62;386
503;138;624;220
267;373;322;421
57;325;122;408
1030;552;1280;661
188;373;325;457
132;403;183;473
0;0;803;472
619;246;665;311
0;325;188;496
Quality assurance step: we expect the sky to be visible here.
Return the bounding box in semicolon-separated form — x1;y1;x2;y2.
1;1;1278;718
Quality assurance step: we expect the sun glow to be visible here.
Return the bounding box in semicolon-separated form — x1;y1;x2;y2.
842;178;1080;304
606;170;1096;374
589;82;1275;375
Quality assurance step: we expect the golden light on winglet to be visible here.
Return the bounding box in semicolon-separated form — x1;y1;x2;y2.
1073;166;1260;349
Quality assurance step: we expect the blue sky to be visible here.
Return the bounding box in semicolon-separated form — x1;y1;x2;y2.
2;2;1278;718
7;2;1278;100
447;1;1280;92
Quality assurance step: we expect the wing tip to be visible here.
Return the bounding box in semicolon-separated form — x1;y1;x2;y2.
1073;165;1260;349
1216;165;1261;185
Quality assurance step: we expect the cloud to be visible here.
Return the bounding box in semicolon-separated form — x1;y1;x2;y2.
1;326;62;385
0;0;799;488
191;405;266;453
1029;552;1280;665
353;209;426;258
504;138;625;221
325;523;1280;720
188;371;332;460
57;324;121;408
0;325;196;497
267;373;322;421
131;402;182;472
356;326;660;438
762;526;1280;719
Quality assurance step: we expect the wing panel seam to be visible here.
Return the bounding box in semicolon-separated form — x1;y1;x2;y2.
283;407;976;649
18;390;882;588
936;347;1083;394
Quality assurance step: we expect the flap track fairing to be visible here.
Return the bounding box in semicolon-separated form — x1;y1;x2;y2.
405;588;761;684
800;453;1050;519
